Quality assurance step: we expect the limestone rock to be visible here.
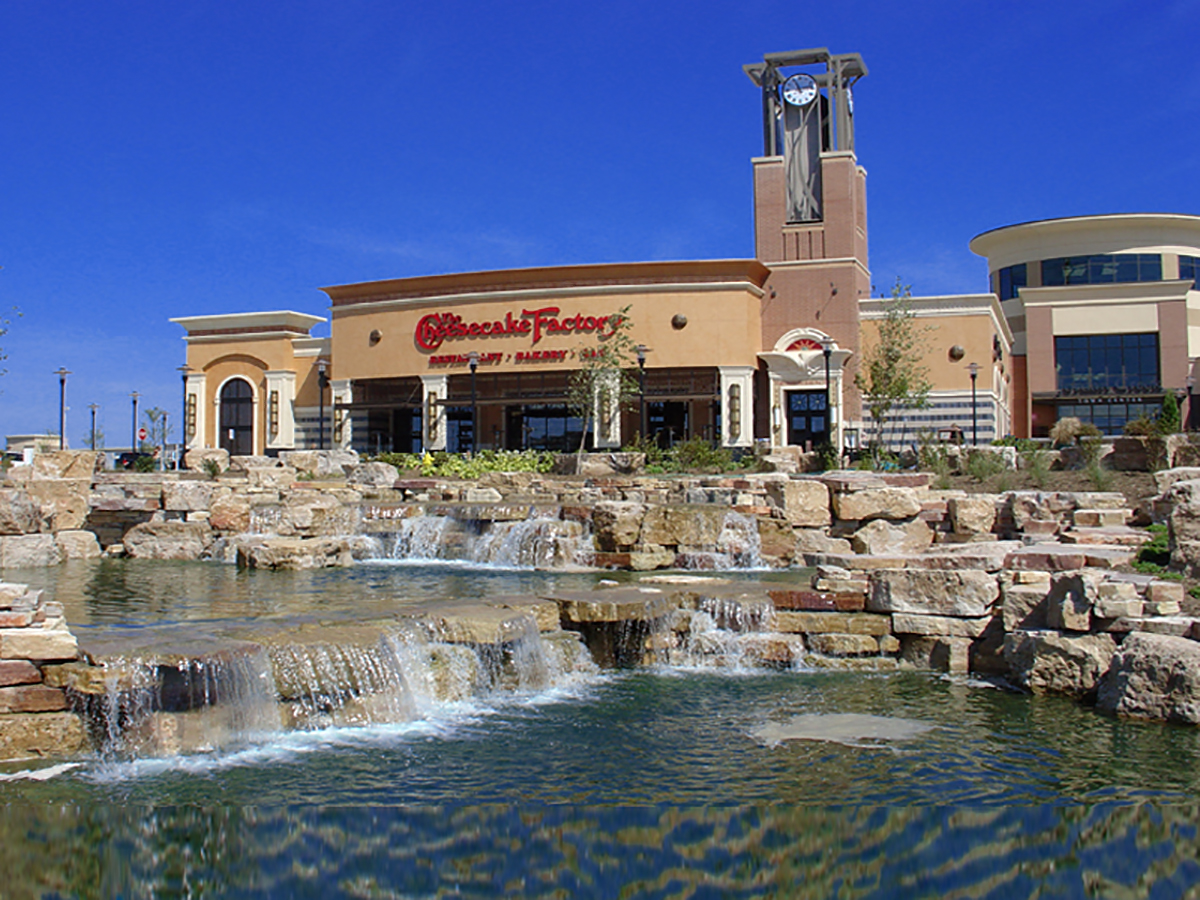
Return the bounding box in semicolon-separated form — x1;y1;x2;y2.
832;487;922;522
868;569;999;618
347;461;400;488
755;517;797;564
737;632;806;667
245;466;298;491
890;613;993;638
806;633;881;657
947;496;997;535
237;537;355;570
850;518;933;555
1154;468;1200;495
25;451;103;480
1095;581;1143;619
24;478;91;531
628;545;677;571
0;489;42;535
0;624;78;661
122;521;214;560
774;611;890;636
0;711;87;760
1001;582;1048;632
1003;630;1117;697
281;449;359;477
591;501;646;550
765;479;830;528
1045;571;1099;632
0;534;62;568
163;480;215;512
900;635;972;674
793;529;853;555
1097;632;1200;725
185;447;230;472
641;506;725;547
55;530;102;560
209;495;252;533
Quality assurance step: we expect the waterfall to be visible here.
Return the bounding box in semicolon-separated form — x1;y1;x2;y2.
382;510;589;568
678;512;766;570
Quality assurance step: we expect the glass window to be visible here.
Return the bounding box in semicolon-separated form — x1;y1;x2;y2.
998;263;1027;301
1041;254;1162;286
1181;256;1199;287
1054;333;1159;393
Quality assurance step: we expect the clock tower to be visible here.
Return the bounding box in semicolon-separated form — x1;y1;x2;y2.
744;48;871;446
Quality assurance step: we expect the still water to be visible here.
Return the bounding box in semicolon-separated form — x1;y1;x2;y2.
3;561;1200;897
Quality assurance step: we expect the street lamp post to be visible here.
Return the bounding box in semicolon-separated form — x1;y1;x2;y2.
88;403;99;451
636;345;648;443
467;351;479;454
968;362;980;446
1188;372;1196;432
820;336;834;447
54;368;71;450
317;360;330;450
130;392;140;453
177;364;192;469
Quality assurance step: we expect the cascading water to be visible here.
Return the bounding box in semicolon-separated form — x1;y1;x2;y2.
383;510;590;568
678;511;766;570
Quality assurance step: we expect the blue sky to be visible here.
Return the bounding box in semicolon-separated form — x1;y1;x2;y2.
2;0;1198;444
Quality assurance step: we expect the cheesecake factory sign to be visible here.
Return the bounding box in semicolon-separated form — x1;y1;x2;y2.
414;306;623;351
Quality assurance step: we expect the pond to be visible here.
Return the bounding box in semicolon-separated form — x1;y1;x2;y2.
3;560;1200;898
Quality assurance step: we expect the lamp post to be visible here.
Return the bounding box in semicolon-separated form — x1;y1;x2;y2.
820;336;834;446
636;344;648;443
130;391;140;453
54;368;71;450
1189;372;1196;432
317;360;330;450
160;411;168;471
177;364;192;468
968;362;980;446
88;403;99;451
467;351;479;454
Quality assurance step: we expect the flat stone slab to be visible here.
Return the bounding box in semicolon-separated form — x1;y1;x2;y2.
774;611;891;636
544;588;676;624
803;552;910;571
1059;527;1150;547
768;589;865;612
890;613;993;638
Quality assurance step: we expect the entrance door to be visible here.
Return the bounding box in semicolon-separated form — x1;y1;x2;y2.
786;389;828;449
219;378;255;456
648;402;689;448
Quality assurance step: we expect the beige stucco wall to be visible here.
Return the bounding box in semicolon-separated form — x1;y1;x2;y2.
328;287;764;382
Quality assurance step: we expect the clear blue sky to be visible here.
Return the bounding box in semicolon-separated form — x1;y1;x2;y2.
2;0;1197;444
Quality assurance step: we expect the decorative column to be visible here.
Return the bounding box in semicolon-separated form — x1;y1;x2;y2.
185;373;207;450
331;379;353;450
264;371;297;451
593;370;622;449
421;374;448;452
718;366;755;448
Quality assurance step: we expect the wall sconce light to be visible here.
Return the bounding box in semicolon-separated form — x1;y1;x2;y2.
185;394;197;441
771;403;782;434
671;313;688;330
949;345;965;361
369;329;382;346
426;392;438;441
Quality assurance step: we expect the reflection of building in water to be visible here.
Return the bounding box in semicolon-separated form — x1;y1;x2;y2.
168;49;1200;457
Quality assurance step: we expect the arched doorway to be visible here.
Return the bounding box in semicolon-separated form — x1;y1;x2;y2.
219;378;255;456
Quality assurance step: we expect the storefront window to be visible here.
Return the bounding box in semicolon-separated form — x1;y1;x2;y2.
1180;256;1199;288
1054;333;1159;393
1057;401;1160;436
1041;254;1161;286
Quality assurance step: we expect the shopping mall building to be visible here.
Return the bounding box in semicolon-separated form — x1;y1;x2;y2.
171;48;1200;458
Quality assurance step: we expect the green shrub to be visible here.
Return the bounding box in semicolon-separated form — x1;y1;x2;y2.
1021;448;1052;490
133;454;157;473
669;437;734;473
201;457;222;478
1160;391;1182;435
1084;457;1112;491
370;449;556;479
965;450;1005;483
1123;415;1158;437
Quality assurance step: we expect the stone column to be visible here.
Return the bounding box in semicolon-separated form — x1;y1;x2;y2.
594;370;622;449
185;372;207;451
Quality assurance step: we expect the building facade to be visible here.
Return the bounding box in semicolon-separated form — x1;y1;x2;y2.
970;214;1200;436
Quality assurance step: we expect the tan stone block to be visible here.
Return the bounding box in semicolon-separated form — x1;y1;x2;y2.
0;684;68;713
775;611;891;636
947;496;997;534
1147;581;1185;604
0;711;87;760
0;660;41;686
806;633;881;657
765;480;831;528
0;627;78;661
24;478;92;530
890;613;993;638
832;487;922;521
878;634;901;654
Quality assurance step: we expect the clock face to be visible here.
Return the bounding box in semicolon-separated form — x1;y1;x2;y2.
782;73;817;107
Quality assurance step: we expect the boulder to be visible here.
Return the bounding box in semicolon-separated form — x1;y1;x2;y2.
236;537;355;570
25;451;103;480
280;449;359;477
462;487;503;503
793;529;853;555
281;492;357;536
0;489;42;535
947;496;996;535
1155;468;1200;495
591;501;646;550
831;487;922;522
0;624;78;661
0;534;62;568
639;506;726;549
163;480;215;512
122;521;214;560
850;518;933;555
1003;630;1116;697
551;452;645;477
1001;580;1049;632
805;633;881;657
867;569;999;618
890;613;993;638
900;635;972;674
209;495;252;533
1097;632;1200;725
55;530;102;560
184;447;230;472
346;461;400;488
765;479;831;528
23;479;91;531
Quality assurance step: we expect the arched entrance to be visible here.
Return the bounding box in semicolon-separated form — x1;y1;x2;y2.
219;378;255;456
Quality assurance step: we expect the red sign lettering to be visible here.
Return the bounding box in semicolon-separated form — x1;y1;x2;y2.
415;307;619;351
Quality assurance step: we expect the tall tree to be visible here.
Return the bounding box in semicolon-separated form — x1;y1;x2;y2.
855;278;932;454
566;305;640;464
